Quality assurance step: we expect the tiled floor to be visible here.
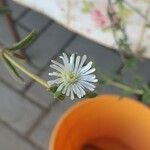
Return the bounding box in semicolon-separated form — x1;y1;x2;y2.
0;1;150;150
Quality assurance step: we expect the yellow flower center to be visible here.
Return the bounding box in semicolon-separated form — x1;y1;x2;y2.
66;72;78;83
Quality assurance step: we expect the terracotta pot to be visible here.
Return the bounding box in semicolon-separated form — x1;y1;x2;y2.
49;95;150;150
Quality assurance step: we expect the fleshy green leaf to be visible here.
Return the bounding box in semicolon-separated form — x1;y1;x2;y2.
48;86;65;100
125;57;138;69
7;31;36;51
0;6;10;15
2;53;24;83
142;90;150;104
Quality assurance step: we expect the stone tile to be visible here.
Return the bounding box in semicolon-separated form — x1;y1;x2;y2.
0;122;37;150
0;82;42;134
30;99;76;150
0;48;38;90
137;59;150;82
0;16;15;45
16;24;30;38
19;10;50;33
26;23;73;68
0;14;30;46
120;59;150;88
98;85;122;95
65;36;122;73
25;67;54;108
0;59;38;91
7;0;27;19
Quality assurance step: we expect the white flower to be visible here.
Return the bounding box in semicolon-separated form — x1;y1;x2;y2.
48;53;98;100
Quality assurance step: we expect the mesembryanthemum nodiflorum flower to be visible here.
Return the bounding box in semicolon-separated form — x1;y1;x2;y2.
48;53;98;100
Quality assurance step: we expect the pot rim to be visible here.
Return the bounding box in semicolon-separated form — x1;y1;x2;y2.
49;94;149;150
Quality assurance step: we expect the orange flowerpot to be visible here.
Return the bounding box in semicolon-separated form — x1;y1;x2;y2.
49;95;150;150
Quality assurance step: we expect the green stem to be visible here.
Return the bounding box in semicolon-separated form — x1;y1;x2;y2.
0;49;144;96
3;51;50;89
98;70;144;95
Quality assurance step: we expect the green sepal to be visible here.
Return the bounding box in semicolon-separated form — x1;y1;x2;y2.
142;85;150;104
50;86;58;93
84;91;98;98
54;91;65;101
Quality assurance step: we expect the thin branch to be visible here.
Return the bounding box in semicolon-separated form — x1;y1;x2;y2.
98;70;144;95
134;4;150;54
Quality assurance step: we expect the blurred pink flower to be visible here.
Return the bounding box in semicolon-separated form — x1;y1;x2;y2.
91;9;109;27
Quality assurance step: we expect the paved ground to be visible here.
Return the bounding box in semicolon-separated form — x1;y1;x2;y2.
0;1;150;150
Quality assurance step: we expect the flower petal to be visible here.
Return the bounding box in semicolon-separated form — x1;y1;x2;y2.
77;55;87;72
79;61;93;74
77;83;86;97
83;68;96;75
60;53;69;69
62;84;69;94
50;64;63;73
69;53;75;71
81;81;96;91
57;83;65;91
49;72;61;77
66;86;71;96
51;60;65;70
74;55;81;73
89;79;98;83
81;74;96;80
47;78;62;85
81;74;98;83
73;84;82;98
70;86;75;100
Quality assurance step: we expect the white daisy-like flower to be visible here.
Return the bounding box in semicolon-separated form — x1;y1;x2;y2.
48;53;98;100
